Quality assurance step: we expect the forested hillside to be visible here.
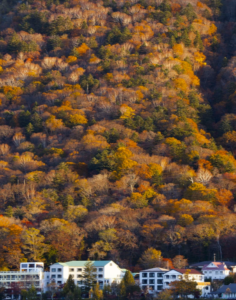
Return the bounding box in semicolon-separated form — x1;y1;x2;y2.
0;0;236;270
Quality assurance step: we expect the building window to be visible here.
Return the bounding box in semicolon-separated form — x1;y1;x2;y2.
77;281;83;285
157;279;163;284
69;268;75;272
21;264;28;268
220;271;223;274
158;286;163;290
98;275;103;278
142;273;147;278
149;273;155;278
166;282;169;285
142;280;147;284
77;268;82;272
98;268;103;272
171;275;176;279
165;275;169;279
157;273;163;278
57;281;62;284
51;275;56;279
58;275;62;279
58;268;62;272
29;264;35;268
149;280;154;284
51;268;56;272
77;275;82;278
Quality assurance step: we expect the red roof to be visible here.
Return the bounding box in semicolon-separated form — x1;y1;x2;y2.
173;269;202;275
202;262;229;271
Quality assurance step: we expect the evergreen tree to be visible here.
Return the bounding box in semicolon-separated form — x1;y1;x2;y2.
83;261;96;292
123;270;135;286
26;285;37;300
63;275;76;295
119;280;126;298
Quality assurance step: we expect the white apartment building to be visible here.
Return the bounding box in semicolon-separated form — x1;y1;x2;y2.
202;262;230;280
0;262;49;292
139;267;169;294
49;260;125;288
163;269;210;296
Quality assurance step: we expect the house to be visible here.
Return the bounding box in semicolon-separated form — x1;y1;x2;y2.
0;262;49;292
211;283;236;298
202;262;230;280
49;260;124;289
189;261;236;273
139;267;169;294
163;269;210;296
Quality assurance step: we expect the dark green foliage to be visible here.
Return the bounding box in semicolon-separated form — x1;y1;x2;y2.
47;35;62;51
181;4;197;22
103;128;120;143
83;261;96;292
63;275;76;295
106;27;132;45
20;11;48;33
19;111;31;128
80;74;100;93
90;149;116;172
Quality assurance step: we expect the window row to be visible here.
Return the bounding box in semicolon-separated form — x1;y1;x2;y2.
141;273;163;278
0;275;39;280
164;275;182;279
142;279;163;284
204;271;223;274
69;268;103;273
141;285;163;291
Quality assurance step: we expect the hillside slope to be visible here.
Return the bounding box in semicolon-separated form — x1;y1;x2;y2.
0;0;235;270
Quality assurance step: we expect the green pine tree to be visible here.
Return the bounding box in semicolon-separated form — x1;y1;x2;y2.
63;275;76;295
83;260;96;292
119;280;126;298
123;270;135;286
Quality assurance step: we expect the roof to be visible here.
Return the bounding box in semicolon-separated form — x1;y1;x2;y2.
202;262;229;271
168;269;202;275
140;267;169;272
52;261;113;267
213;284;236;294
197;282;211;286
189;261;236;269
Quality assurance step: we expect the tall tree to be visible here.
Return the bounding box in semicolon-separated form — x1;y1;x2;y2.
83;261;96;292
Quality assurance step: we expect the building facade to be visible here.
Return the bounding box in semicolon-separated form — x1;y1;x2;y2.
49;260;124;289
202;262;230;280
139;267;169;293
0;262;49;292
163;269;209;297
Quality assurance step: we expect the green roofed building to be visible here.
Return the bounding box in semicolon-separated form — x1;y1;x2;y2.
49;260;125;288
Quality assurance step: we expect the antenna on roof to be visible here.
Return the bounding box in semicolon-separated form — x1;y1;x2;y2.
214;253;216;262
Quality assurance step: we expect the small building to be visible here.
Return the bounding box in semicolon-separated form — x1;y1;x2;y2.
189;261;236;273
211;283;236;298
163;269;210;297
49;260;124;289
0;262;49;292
202;262;230;280
139;267;169;294
163;269;204;289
